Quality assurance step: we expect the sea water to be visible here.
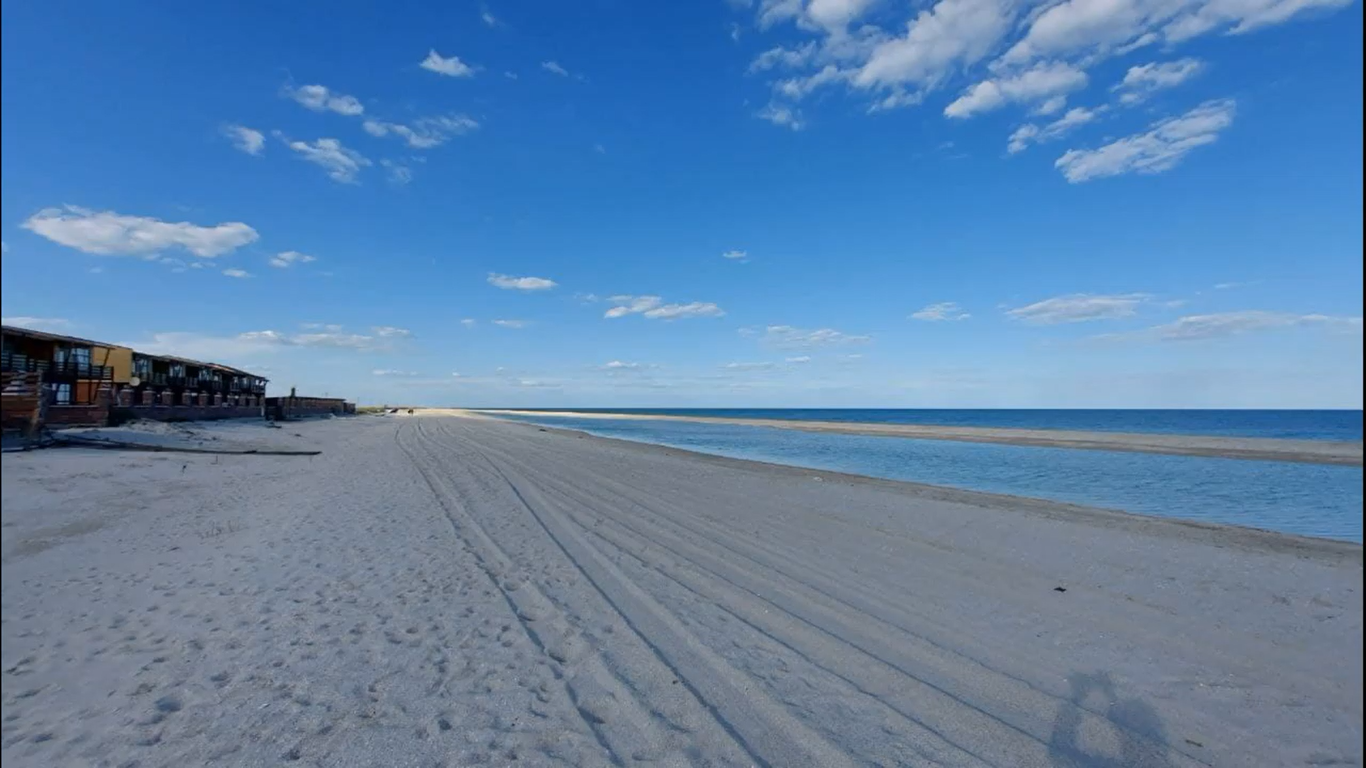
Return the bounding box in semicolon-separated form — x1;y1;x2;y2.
495;411;1364;543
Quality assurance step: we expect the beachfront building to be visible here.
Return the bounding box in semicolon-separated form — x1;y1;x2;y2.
0;325;131;406
0;324;271;431
126;351;268;410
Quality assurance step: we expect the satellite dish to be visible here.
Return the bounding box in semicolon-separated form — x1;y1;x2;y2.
128;376;142;387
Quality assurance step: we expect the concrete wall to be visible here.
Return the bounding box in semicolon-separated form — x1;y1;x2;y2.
111;405;263;423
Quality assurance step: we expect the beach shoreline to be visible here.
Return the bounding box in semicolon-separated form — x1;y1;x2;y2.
476;408;1365;466
3;414;1361;766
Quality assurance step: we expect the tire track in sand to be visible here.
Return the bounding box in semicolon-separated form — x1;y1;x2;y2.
399;420;762;766
424;418;859;768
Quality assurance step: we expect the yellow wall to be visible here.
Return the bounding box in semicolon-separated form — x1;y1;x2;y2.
91;345;133;384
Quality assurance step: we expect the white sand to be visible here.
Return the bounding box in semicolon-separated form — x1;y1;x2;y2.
2;414;1361;766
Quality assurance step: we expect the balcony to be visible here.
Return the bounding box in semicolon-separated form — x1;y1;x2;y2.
1;352;112;380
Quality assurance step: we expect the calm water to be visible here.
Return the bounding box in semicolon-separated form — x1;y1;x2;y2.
515;408;1363;441
496;412;1364;543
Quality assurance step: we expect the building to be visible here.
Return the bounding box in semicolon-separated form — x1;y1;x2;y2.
1;324;273;432
126;351;268;409
1;325;132;405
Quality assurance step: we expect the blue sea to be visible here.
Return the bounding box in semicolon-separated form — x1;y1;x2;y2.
495;409;1364;543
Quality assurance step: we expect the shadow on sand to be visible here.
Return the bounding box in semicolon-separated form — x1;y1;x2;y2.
1048;671;1176;768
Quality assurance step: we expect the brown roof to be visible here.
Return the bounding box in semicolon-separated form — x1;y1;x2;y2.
135;352;267;380
1;324;132;350
2;325;266;380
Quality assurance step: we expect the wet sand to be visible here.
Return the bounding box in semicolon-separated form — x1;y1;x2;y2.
2;414;1361;766
479;408;1365;466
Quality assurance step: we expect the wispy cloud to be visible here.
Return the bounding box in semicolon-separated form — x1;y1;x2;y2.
362;115;479;149
126;324;411;361
541;61;570;77
282;136;372;183
222;124;265;156
722;249;750;262
372;326;412;338
1055;99;1235;183
420;49;477;78
493;319;531;328
269;250;317;268
1007;293;1149;324
488;273;558;291
752;324;871;348
945;62;1088;119
910;301;971;321
1099;311;1363;342
756;103;804;130
1007;107;1099;154
22;206;258;258
1114;58;1204;104
1;316;71;331
222;268;252;279
283;83;364;116
604;295;726;320
373;369;420;377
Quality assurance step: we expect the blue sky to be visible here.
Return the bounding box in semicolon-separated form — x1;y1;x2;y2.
2;0;1361;408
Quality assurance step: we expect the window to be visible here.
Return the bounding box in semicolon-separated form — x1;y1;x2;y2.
133;357;151;377
53;383;72;405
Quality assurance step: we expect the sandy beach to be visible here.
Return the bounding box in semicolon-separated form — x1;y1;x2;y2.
478;409;1365;467
2;413;1361;766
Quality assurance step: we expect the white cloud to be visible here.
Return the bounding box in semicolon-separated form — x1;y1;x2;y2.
128;325;406;361
1055;98;1234;182
603;295;725;320
504;71;519;80
460;318;477;327
269;250;317;268
911;301;972;321
756;103;805;130
735;0;1349;137
22;206;258;258
944;61;1088;118
1114;58;1204;104
284;137;372;183
852;0;1013;92
1;241;7;254
362;115;479;149
302;323;343;332
420;49;477;78
481;9;498;26
222;124;265;155
380;159;414;185
724;361;777;370
1008;106;1099;153
602;360;641;370
757;324;871;347
2;316;71;330
786;355;813;363
372;326;412;338
373;369;420;377
541;61;570;77
1007;293;1149;323
722;249;749;262
222;268;252;279
493;319;530;328
749;42;818;73
1003;0;1347;66
1103;311;1363;341
284;84;364;116
488;273;558;291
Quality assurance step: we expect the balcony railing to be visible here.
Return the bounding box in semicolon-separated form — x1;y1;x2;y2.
1;352;112;380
